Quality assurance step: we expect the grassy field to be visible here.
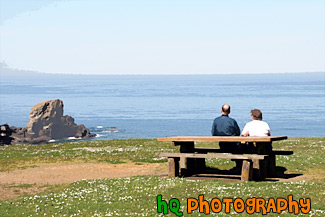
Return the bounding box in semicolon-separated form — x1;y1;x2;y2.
0;137;324;216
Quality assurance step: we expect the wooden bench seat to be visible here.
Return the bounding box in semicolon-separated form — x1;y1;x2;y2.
192;148;293;178
194;147;293;155
157;152;266;160
156;152;267;181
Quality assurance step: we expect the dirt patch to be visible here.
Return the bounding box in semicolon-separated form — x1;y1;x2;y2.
0;184;47;201
0;162;320;200
0;162;167;200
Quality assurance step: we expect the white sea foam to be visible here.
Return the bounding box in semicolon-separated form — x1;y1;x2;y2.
68;137;81;140
103;130;119;133
48;139;56;142
96;126;104;129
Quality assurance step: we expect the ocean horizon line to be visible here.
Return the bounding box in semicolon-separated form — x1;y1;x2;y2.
1;62;324;76
2;70;324;77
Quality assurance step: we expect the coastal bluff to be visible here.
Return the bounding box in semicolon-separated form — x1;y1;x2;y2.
1;99;95;145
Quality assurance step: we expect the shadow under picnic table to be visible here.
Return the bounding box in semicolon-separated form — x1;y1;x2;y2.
182;166;303;182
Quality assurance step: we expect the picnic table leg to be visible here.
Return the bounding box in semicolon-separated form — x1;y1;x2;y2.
241;160;253;181
253;142;272;180
252;159;266;180
175;142;196;176
195;158;206;173
267;154;276;177
168;157;179;177
193;148;207;173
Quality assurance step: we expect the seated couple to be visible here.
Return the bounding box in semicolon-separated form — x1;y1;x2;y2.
211;104;270;138
211;104;271;170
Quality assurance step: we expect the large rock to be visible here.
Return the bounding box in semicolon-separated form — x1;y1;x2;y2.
8;99;95;144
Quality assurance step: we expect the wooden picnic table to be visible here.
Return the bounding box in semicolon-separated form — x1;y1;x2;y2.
158;136;287;153
157;136;289;181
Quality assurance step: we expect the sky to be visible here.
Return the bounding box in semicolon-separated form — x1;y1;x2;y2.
0;0;324;75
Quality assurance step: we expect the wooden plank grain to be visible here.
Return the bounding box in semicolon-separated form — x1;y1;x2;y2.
168;158;179;177
241;160;253;182
156;152;266;160
157;136;287;143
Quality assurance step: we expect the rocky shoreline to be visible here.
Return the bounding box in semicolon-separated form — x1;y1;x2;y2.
0;99;95;145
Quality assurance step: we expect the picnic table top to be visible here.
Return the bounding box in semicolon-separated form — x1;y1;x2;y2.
157;136;287;143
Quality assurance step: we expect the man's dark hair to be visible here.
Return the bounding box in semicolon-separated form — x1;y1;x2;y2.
251;109;262;120
222;104;230;114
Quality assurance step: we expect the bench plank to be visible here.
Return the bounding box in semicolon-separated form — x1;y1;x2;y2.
156;152;266;160
194;148;293;155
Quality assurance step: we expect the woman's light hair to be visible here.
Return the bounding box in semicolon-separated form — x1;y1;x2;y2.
251;109;262;120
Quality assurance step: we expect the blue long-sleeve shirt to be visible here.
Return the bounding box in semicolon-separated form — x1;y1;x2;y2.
211;115;240;136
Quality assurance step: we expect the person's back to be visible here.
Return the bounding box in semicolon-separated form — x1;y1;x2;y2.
211;104;241;171
241;109;271;137
242;120;270;136
211;115;240;136
242;109;272;153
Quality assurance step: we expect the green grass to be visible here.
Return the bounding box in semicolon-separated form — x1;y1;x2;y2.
0;139;178;172
8;184;35;189
0;137;324;216
0;177;324;216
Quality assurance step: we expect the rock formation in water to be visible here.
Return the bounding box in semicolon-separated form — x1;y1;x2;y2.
0;124;14;145
1;99;95;144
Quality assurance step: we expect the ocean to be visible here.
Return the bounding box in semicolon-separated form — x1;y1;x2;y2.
0;72;324;141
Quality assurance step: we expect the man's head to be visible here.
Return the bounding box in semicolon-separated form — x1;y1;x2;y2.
221;104;231;115
251;109;262;120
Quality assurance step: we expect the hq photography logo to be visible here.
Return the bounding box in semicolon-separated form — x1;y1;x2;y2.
156;195;311;216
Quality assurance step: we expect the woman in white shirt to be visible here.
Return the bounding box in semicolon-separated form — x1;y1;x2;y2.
242;109;271;153
241;109;271;137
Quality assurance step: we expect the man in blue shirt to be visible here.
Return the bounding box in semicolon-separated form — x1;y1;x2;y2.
211;104;242;171
211;104;240;137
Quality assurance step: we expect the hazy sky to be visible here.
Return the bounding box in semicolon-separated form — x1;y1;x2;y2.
0;0;324;75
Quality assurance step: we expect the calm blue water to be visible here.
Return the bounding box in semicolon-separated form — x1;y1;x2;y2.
0;73;324;140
